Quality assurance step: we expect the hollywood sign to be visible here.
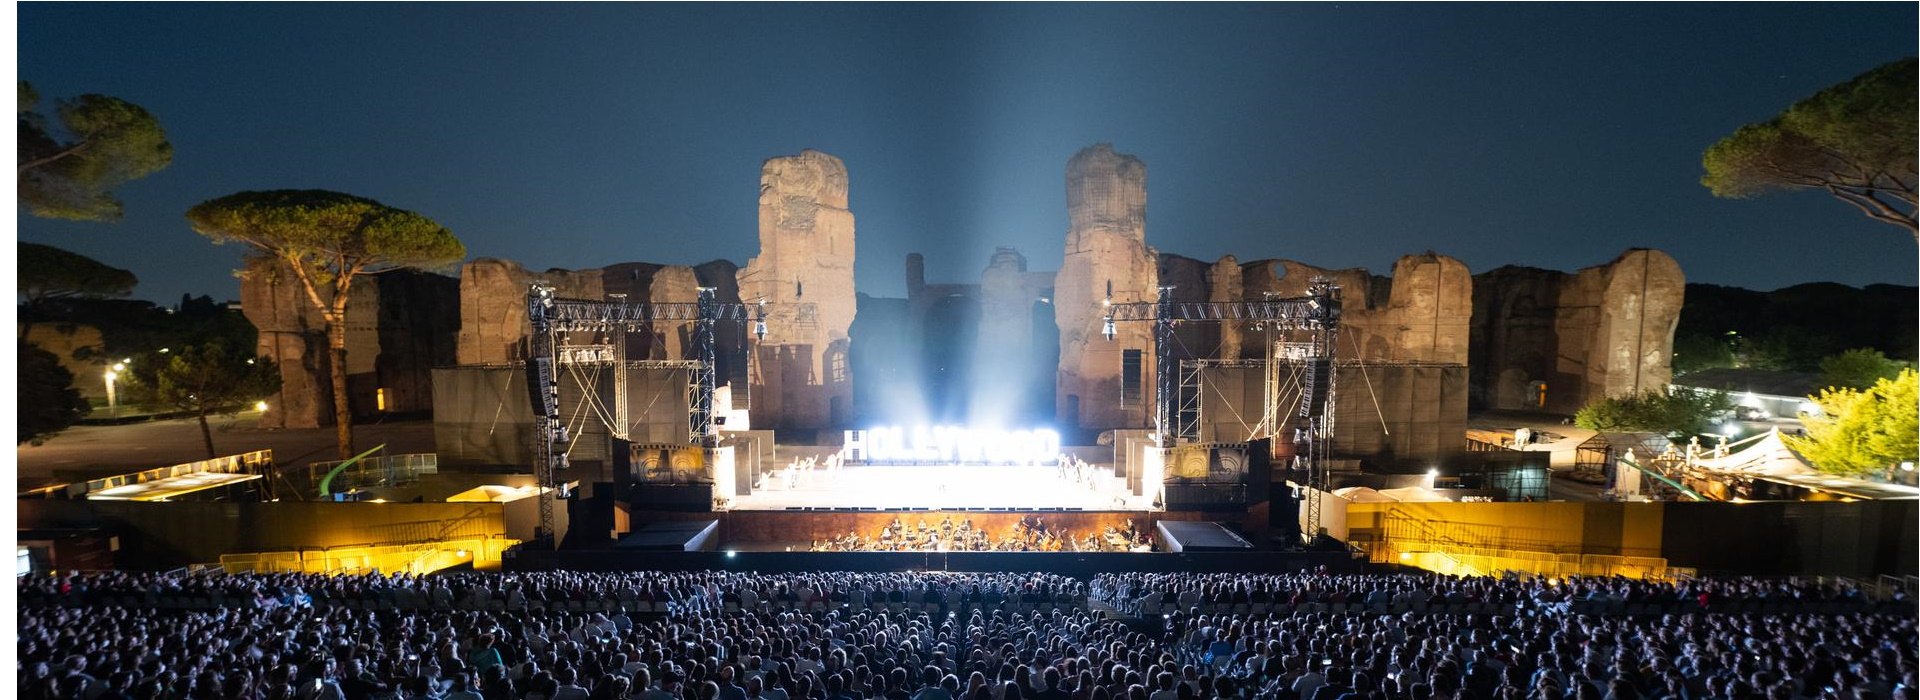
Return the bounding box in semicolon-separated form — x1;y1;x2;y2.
842;427;1062;464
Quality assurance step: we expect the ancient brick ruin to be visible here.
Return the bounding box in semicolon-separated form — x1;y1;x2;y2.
240;143;1682;472
1056;144;1160;429
241;258;458;428
1469;249;1685;414
738;150;857;431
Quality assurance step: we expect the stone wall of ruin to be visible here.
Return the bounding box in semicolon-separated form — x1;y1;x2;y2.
738;150;857;430
241;258;336;429
1056;144;1160;429
299;143;1683;456
240;258;458;428
455;258;746;368
1152;252;1472;468
1470;249;1684;414
1229;253;1473;364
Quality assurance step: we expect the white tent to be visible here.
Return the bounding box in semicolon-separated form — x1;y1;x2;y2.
1692;429;1818;477
445;484;543;503
1334;486;1396;503
1375;486;1455;503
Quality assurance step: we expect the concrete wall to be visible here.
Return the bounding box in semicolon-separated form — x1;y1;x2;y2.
1340;498;1915;577
432;365;693;472
1199;364;1469;470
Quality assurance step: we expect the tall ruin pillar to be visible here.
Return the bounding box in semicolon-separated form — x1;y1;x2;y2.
1056;144;1159;430
1592;249;1685;400
977;247;1035;359
1210;255;1244;360
738;150;857;431
242;257;332;429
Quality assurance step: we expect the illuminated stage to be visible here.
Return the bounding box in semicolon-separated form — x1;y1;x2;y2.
733;462;1154;511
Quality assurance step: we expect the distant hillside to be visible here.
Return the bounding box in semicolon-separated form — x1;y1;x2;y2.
1675;282;1917;375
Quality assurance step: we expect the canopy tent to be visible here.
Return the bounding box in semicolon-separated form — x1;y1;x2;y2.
1691;428;1818;477
1333;486;1397;503
445;484;544;503
1376;486;1455;503
1335;485;1457;503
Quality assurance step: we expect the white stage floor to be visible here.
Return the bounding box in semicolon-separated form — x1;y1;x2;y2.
734;464;1152;511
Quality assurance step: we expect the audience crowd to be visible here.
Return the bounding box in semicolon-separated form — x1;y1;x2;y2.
1091;573;1911;617
17;569;1915;700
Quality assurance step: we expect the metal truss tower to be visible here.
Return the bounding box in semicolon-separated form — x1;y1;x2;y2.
1103;279;1343;539
522;284;765;548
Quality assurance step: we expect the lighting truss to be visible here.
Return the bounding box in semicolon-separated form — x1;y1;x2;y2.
523;284;767;549
1102;279;1343;543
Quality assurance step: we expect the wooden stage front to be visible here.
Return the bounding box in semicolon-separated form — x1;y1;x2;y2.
617;504;1272;547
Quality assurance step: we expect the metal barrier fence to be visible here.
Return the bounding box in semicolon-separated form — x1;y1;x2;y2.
299;453;438;496
21;450;275;500
217;503;504;576
217;536;514;576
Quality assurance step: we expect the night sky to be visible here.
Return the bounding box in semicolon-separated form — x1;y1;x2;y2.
16;3;1918;306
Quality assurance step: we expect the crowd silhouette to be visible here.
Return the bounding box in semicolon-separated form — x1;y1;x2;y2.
17;569;1915;700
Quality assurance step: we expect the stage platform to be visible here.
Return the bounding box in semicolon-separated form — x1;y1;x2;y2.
735;463;1150;511
508;548;1362;575
1155;521;1255;552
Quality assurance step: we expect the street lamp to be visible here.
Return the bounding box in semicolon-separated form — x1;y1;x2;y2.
104;362;126;413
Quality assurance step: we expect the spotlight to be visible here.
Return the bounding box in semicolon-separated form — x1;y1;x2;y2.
725;550;738;558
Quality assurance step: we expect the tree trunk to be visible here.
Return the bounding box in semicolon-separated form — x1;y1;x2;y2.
328;320;354;460
197;406;216;460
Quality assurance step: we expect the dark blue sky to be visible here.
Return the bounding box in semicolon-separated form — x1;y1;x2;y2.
18;3;1918;305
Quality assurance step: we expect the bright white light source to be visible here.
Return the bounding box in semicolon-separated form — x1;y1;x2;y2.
255;401;269;412
725;550;738;558
845;427;1062;464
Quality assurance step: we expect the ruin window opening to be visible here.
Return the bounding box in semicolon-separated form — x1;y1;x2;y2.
1122;349;1143;407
